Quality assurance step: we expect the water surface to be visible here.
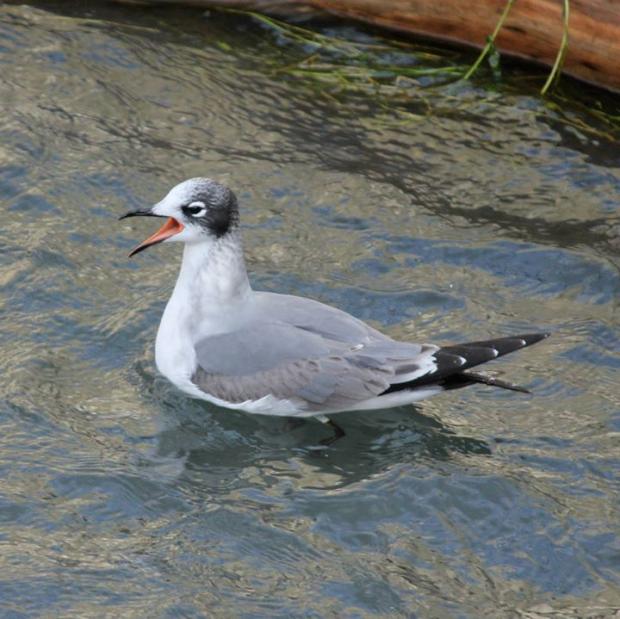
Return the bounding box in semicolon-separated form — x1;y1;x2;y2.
0;2;619;617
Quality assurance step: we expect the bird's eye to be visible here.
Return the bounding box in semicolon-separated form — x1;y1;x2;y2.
183;201;206;217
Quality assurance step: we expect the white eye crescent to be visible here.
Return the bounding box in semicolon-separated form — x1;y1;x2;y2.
186;201;206;217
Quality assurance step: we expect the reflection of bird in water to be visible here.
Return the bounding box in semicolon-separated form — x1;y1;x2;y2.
121;178;548;443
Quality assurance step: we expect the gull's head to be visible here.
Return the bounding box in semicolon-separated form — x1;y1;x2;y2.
120;178;239;257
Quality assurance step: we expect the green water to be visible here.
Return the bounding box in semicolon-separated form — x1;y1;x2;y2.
0;2;618;617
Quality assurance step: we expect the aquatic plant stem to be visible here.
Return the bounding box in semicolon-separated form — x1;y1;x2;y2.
463;0;515;81
540;0;570;95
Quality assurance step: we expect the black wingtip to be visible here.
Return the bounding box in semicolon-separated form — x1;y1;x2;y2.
515;332;551;346
381;331;549;395
433;331;550;380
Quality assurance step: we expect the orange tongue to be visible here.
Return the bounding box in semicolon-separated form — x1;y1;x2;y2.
129;217;184;257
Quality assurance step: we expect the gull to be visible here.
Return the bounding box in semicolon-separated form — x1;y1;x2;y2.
120;178;548;441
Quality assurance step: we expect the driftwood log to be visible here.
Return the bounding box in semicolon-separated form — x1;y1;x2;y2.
123;0;620;92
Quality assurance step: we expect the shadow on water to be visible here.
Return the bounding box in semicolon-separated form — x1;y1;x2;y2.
133;360;491;490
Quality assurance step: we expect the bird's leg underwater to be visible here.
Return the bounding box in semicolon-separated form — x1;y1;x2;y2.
317;415;346;446
284;417;306;432
283;416;345;446
443;370;531;394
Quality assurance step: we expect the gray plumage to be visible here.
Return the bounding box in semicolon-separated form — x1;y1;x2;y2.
192;292;436;411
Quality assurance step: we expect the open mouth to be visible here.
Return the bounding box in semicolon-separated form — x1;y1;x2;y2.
128;217;184;257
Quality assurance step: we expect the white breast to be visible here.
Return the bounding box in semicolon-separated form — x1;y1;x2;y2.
154;237;255;398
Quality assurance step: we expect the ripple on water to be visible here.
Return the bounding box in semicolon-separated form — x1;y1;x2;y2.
0;2;619;617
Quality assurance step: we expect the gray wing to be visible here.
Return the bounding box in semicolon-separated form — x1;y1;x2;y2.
252;291;390;343
192;318;437;412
